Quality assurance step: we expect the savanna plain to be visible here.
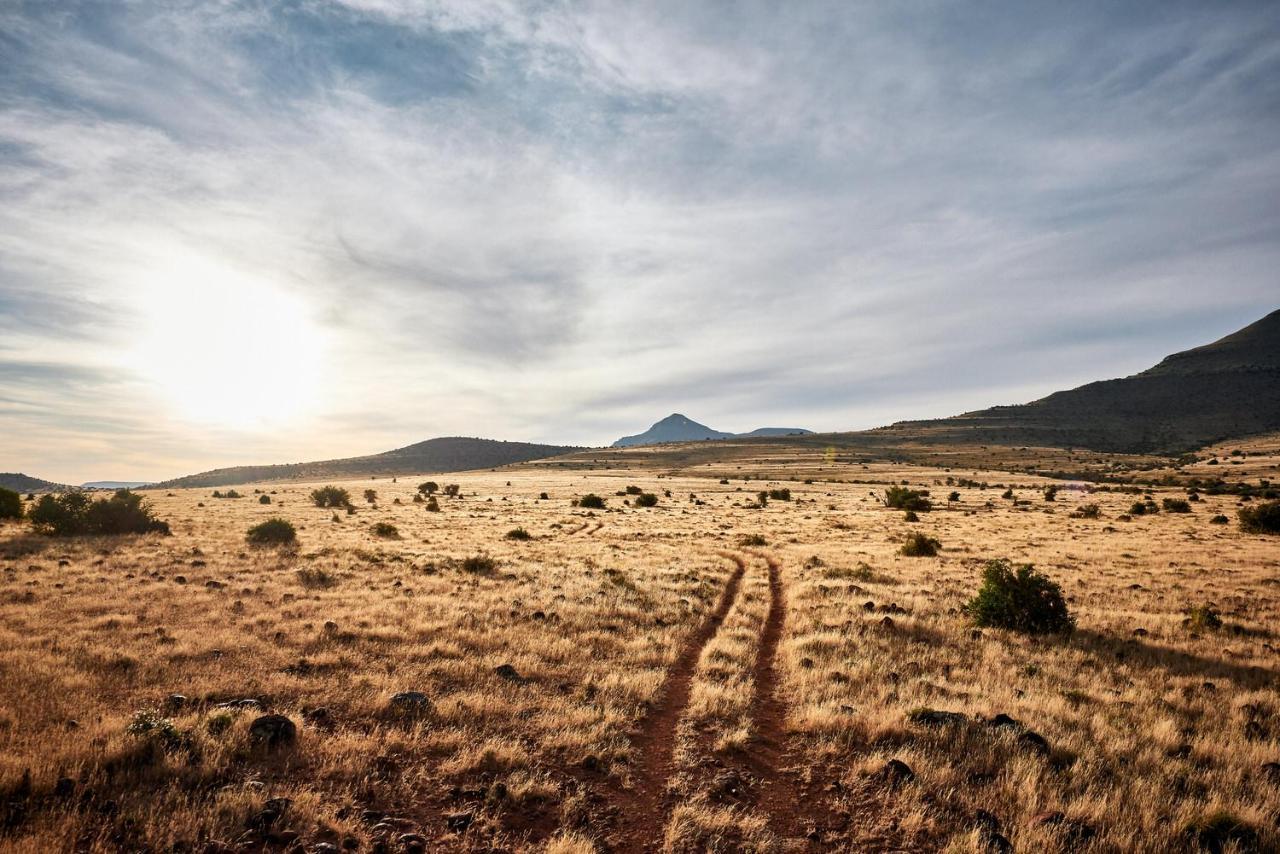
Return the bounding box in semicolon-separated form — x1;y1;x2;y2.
2;448;1279;854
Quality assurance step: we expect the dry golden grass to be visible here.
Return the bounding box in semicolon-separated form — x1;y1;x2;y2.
1;459;1277;852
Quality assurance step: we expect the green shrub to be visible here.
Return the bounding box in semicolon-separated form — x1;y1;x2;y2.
418;482;439;495
1162;498;1191;513
443;484;461;497
1072;503;1101;519
246;517;297;545
462;553;498;574
258;494;271;505
900;532;940;557
363;489;378;504
425;496;440;512
297;567;338;589
310;486;351;508
966;559;1074;634
505;527;533;540
1210;514;1229;525
372;522;399;539
903;510;919;522
625;485;643;495
0;487;23;520
885;486;931;512
1238;500;1280;534
577;494;606;509
1183;603;1222;632
1043;485;1058;502
768;488;791;501
635;492;659;507
30;490;169;537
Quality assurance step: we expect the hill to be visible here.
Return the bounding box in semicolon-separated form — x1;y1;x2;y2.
0;472;68;493
155;437;584;489
882;309;1280;454
81;481;151;490
612;414;813;448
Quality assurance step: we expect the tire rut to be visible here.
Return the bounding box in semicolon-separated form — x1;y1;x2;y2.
608;552;747;853
749;553;806;841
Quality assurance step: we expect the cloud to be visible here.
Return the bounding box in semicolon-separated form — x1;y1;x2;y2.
1;0;1278;482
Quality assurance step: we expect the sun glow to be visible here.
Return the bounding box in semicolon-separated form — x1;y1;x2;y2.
130;261;327;430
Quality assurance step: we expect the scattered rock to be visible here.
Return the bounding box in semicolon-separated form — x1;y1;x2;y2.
1017;730;1051;755
248;714;296;748
907;708;966;727
493;663;523;682
163;694;189;713
987;713;1022;731
303;707;335;730
445;812;473;833
388;691;433;718
874;759;915;786
398;833;428;853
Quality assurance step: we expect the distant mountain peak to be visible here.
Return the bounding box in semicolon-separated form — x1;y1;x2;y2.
612;414;812;448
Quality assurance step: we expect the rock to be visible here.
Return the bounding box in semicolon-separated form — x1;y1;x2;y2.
303;707;335;729
1132;627;1148;637
907;708;966;727
246;797;291;830
248;714;296;748
862;601;876;611
1033;812;1098;847
310;844;341;854
323;620;338;634
398;833;428;853
981;831;1014;854
163;694;189;713
580;754;604;773
1017;730;1050;755
388;691;433;718
875;759;915;786
879;616;895;628
445;812;473;833
987;713;1022;731
215;698;262;711
493;663;522;682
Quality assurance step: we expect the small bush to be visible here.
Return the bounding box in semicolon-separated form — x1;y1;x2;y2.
443;484;461;497
1072;503;1101;519
1238;500;1280;534
505;527;533;541
297;567;338;589
625;485;643;495
363;489;378;504
635;493;659;507
1183;603;1223;632
903;510;919;522
425;496;440;512
310;486;351;508
1162;498;1191;513
885;486;931;512
1043;485;1058;502
0;487;23;520
258;495;271;505
372;522;399;539
418;482;439;495
739;533;768;547
30;490;169;537
462;553;498;574
900;532;940;557
577;494;606;509
966;559;1074;635
246;517;297;545
768;488;791;501
1210;514;1229;525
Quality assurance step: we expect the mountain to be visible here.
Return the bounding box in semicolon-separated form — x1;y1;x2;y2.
886;309;1280;454
155;437;584;489
613;415;733;448
0;473;68;493
612;414;813;448
737;427;815;438
81;481;152;490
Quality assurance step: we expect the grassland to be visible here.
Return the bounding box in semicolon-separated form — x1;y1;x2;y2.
1;457;1278;852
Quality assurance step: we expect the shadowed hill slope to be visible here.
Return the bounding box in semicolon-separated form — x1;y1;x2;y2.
156;437;584;489
0;473;68;493
882;309;1280;454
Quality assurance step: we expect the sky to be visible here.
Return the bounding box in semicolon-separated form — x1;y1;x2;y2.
1;0;1278;484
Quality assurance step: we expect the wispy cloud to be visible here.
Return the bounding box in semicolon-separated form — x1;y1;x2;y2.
1;0;1278;482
